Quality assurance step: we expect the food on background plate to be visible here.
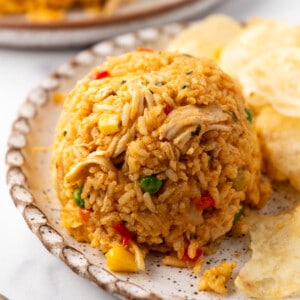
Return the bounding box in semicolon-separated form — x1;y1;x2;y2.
235;205;300;299
51;50;270;275
0;0;132;21
167;14;242;60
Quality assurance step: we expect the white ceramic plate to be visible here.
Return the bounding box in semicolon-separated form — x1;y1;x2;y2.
6;22;300;300
0;0;222;48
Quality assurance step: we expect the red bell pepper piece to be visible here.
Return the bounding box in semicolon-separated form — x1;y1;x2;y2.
164;104;172;115
191;193;215;211
183;247;202;263
89;70;110;80
113;223;131;246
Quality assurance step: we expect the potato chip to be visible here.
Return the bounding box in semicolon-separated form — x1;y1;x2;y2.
167;14;242;60
235;204;300;299
238;47;300;116
219;19;300;76
255;105;300;190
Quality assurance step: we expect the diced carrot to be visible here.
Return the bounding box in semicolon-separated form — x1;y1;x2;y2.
79;208;91;223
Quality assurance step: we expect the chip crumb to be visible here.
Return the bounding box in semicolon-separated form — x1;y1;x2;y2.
198;261;236;294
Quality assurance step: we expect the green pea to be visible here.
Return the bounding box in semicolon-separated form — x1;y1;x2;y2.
139;175;163;195
245;108;253;122
73;186;84;208
233;206;244;224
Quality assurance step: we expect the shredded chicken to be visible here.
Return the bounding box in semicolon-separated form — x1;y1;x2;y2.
113;126;136;158
173;126;198;150
65;152;115;184
159;105;230;150
128;80;146;120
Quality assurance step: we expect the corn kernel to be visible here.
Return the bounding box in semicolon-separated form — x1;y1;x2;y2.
98;113;119;135
106;245;138;272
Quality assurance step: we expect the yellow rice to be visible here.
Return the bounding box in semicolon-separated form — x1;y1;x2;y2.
51;50;271;269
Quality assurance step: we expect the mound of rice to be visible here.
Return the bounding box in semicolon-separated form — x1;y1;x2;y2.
51;50;270;270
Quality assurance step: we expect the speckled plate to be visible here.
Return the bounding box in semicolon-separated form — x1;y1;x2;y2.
6;22;300;300
0;0;222;48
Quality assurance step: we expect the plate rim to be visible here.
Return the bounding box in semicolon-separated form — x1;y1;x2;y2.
0;0;224;48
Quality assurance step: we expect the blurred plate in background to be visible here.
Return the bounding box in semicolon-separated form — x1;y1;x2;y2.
0;0;223;48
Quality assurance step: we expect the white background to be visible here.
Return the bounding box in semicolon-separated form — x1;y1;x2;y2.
1;0;299;299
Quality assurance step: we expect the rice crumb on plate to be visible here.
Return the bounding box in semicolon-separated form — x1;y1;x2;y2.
198;261;236;294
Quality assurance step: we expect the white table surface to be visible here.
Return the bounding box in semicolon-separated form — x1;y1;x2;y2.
1;0;300;299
